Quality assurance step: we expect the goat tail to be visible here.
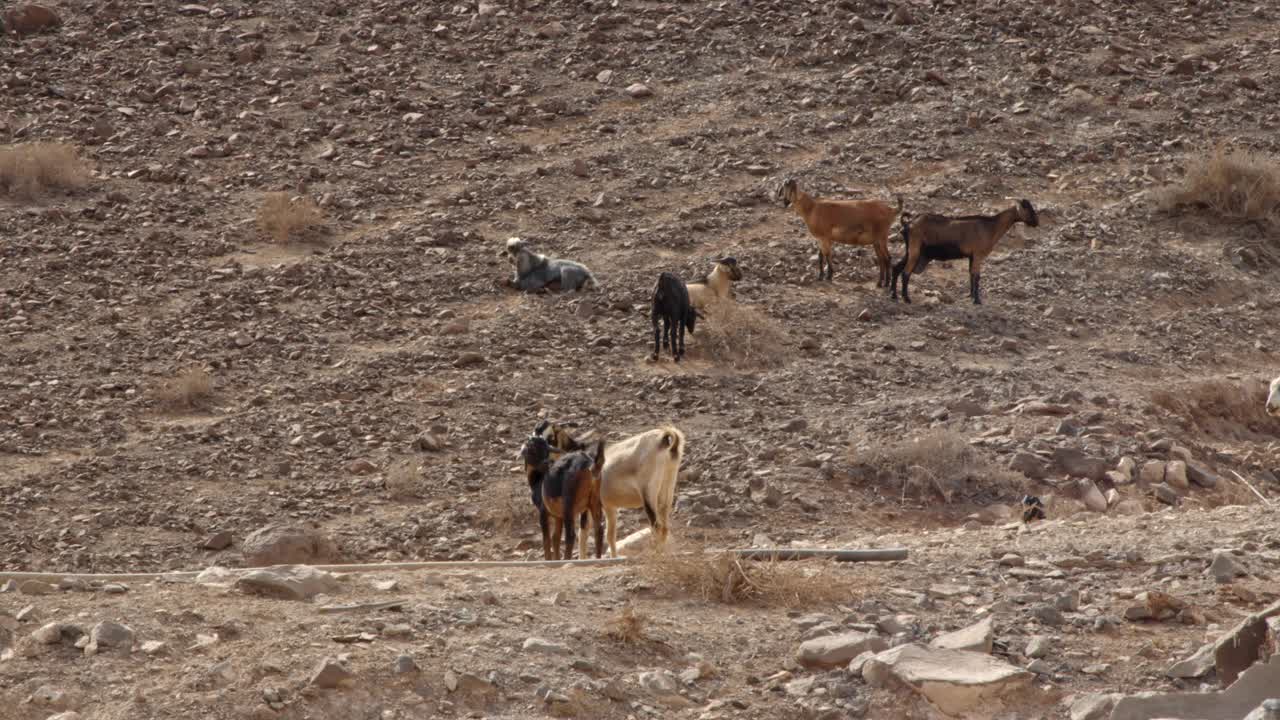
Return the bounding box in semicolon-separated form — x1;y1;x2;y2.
658;424;686;462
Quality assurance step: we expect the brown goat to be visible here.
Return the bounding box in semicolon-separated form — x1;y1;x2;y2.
891;199;1039;305
778;178;902;287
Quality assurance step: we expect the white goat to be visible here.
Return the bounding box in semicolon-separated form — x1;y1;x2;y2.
686;257;742;312
1268;376;1280;417
595;425;686;558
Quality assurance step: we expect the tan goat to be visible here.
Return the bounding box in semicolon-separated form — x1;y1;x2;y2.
778;178;902;287
686;257;743;312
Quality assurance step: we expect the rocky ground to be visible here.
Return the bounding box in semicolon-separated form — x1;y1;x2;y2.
3;0;1280;718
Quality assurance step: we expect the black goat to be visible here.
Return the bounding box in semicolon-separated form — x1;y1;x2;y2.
651;272;696;362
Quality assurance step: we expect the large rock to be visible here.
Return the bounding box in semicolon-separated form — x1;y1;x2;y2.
862;644;1033;716
1164;461;1190;489
87;621;134;654
1186;462;1220;489
1053;447;1107;480
1078;479;1108;513
234;565;341;601
309;657;355;689
1207;551;1246;584
1138;461;1166;485
2;4;62;35
1010;452;1048;479
796;631;888;669
1167;599;1280;685
1112;655;1280;720
1069;693;1121;720
241;524;341;566
931;617;994;654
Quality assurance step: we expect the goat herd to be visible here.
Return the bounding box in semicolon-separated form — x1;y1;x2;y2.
505;178;1040;363
503;179;1276;561
499;178;1046;560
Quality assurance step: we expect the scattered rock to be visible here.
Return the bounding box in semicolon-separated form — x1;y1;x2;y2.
393;654;419;674
87;621;135;653
931;617;994;654
1139;461;1165;485
1112;655;1280;720
862;644;1033;716
241;524;341;566
19;580;55;596
235;565;342;601
201;531;233;551
522;637;572;655
1025;635;1053;659
796;632;889;669
625;83;653;98
1207;551;1246;584
1070;693;1121;720
1153;484;1179;506
1186;462;1220;489
1031;605;1065;626
1053;447;1107;480
1123;591;1185;622
309;657;355;689
2;4;62;36
1164;461;1190;489
1079;479;1108;513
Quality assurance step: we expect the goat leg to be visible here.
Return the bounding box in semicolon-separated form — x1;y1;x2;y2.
901;271;912;304
651;315;661;361
824;250;834;282
972;273;982;305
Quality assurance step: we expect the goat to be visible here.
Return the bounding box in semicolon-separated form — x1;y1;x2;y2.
541;424;686;558
777;178;901;287
651;272;696;362
1021;495;1046;524
521;432;606;560
685;257;743;312
891;199;1039;305
503;237;597;293
1268;377;1280;417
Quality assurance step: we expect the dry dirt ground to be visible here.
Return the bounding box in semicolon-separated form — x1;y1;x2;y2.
2;0;1280;718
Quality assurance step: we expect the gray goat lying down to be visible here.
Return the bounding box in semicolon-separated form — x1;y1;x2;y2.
504;237;598;292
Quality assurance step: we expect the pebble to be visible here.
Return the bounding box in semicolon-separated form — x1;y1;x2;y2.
1026;635;1053;659
522;637;572;655
625;83;653;98
309;657;355;689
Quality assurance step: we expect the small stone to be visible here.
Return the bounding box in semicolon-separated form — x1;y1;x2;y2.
393;654;420;674
453;352;485;368
88;621;135;652
522;637;572;655
141;640;167;656
796;632;889;669
1138;461;1165;485
931;617;994;654
781;418;808;433
638;669;679;694
1153;484;1179;506
1025;635;1052;659
201;531;233;550
310;657;354;689
102;583;128;594
1186;462;1220;489
186;145;211;158
1070;693;1121;720
998;553;1025;567
1079;479;1107;513
535;21;566;38
1031;605;1064;626
1206;551;1245;584
19;580;55;596
625;83;652;98
235;565;342;601
1164;461;1189;489
1027;659;1053;675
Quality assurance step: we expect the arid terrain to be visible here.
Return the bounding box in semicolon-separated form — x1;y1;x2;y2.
3;1;1280;718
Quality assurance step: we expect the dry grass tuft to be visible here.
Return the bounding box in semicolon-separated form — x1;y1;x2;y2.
695;300;791;368
638;542;855;607
850;429;1026;503
1151;378;1280;440
384;459;422;499
0;143;92;198
1155;146;1280;224
257;192;325;243
605;603;650;644
154;366;214;411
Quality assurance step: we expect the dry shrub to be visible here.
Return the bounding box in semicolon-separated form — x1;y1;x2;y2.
0;143;92;198
696;300;791;368
605;603;650;644
384;459;422;499
257;191;324;243
1151;378;1279;440
1156;146;1280;224
638;542;854;607
850;429;1025;503
154;366;213;411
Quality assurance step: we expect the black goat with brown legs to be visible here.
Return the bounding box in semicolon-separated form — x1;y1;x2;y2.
651;272;696;362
